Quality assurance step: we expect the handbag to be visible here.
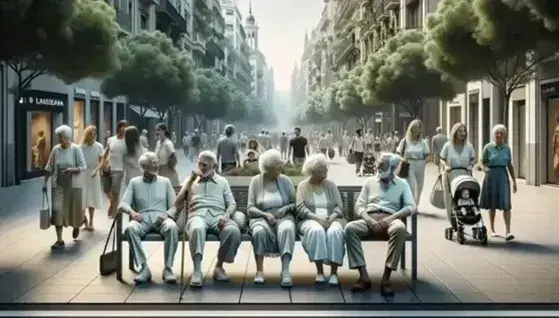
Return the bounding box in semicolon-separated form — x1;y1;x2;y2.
398;140;410;178
430;174;445;209
347;151;356;164
40;190;51;230
328;148;335;159
99;217;118;276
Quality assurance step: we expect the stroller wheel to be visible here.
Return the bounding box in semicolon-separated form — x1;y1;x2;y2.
457;228;465;245
444;228;453;241
479;226;488;246
472;228;479;239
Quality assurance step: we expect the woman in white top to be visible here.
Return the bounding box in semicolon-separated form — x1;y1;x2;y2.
397;119;430;205
155;123;180;187
124;126;147;185
439;123;476;220
318;132;328;155
295;154;346;285
43;125;87;249
80;126;104;231
349;129;366;176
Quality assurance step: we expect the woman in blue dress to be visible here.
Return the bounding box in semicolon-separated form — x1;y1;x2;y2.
479;124;517;241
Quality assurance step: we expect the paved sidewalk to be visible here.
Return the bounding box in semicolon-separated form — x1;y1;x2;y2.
0;153;557;303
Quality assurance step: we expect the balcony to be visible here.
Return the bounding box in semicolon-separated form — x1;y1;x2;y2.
334;36;357;65
385;0;399;10
116;10;132;34
156;0;187;32
377;11;389;22
406;0;419;5
195;0;210;9
192;32;207;53
212;0;222;12
140;0;159;5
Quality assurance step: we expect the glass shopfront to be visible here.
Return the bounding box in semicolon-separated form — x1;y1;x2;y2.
103;102;113;141
542;82;559;184
90;100;100;139
16;90;66;180
73;99;85;142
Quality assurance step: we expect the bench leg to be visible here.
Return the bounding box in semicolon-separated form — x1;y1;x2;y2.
400;243;406;270
411;238;418;281
116;239;123;282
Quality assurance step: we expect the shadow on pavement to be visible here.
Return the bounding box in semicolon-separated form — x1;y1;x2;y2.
483;240;558;255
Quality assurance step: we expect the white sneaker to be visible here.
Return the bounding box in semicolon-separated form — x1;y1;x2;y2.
213;267;230;281
134;265;152;284
190;270;203;287
281;271;293;287
315;274;326;284
254;271;265;284
328;274;339;286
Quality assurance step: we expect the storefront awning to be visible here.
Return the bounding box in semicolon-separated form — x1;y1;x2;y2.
129;106;166;119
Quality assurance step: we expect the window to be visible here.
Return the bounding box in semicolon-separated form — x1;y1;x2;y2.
140;14;148;30
226;9;234;15
27;111;52;172
226;24;233;30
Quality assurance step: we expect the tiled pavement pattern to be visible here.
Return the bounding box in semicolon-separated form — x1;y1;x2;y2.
0;152;558;303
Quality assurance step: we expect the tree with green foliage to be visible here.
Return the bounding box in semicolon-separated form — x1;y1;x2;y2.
102;30;196;123
364;29;455;118
186;68;233;129
228;90;249;122
6;0;121;103
303;89;327;124
425;0;558;124
337;67;376;128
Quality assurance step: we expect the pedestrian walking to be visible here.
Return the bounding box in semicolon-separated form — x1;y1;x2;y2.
80;126;104;231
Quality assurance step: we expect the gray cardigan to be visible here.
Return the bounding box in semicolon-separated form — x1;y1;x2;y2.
247;174;296;220
296;178;345;222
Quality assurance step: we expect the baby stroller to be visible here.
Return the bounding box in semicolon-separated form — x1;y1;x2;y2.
444;171;488;245
361;152;376;176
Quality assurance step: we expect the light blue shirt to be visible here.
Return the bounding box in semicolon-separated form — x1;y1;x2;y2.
355;176;416;218
188;173;237;218
119;176;176;224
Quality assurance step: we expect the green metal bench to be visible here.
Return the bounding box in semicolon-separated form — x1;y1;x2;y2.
115;185;418;282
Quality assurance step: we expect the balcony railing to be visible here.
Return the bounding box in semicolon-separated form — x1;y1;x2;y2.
385;0;399;10
194;32;206;46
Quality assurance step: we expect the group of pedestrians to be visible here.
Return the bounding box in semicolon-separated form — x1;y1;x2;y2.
41;120;181;249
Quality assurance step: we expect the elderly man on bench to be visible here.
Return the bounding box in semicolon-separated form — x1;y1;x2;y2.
119;152;179;284
345;153;416;296
175;150;246;287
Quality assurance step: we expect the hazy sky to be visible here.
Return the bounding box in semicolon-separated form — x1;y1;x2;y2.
235;0;325;91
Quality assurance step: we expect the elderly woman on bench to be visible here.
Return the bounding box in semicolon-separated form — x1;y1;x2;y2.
247;149;297;287
296;154;346;286
175;150;246;287
345;153;416;296
119;152;179;284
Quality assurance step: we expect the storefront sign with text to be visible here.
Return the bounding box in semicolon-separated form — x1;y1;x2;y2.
19;96;65;107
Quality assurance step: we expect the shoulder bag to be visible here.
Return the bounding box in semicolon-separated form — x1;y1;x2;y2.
398;139;410;178
430;174;445;209
99;217;118;276
40;190;51;230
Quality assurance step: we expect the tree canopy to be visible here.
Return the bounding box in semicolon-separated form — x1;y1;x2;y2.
425;0;558;123
187;68;232;121
337;66;377;127
364;29;455;118
303;89;326;124
102;30;196;115
5;0;121;96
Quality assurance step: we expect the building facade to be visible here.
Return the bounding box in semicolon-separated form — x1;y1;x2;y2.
0;0;189;186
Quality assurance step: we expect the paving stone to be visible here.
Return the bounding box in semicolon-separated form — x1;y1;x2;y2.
13;292;76;303
70;293;130;303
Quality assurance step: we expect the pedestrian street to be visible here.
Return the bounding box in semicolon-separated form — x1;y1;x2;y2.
0;154;557;304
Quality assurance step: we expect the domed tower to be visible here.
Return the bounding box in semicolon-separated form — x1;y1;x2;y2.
245;0;258;50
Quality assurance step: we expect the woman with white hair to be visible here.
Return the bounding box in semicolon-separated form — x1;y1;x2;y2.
43;124;87;249
439;123;476;219
247;149;297;286
296;154;346;285
80;125;104;231
479;124;517;240
397;119;430;205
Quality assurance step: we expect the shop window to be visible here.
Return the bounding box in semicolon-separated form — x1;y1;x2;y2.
73;100;85;142
90;100;100;135
27;111;52;172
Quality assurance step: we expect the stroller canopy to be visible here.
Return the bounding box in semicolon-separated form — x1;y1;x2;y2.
450;175;481;199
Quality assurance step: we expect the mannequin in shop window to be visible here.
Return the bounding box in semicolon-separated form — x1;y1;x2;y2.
553;115;559;179
37;130;47;168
